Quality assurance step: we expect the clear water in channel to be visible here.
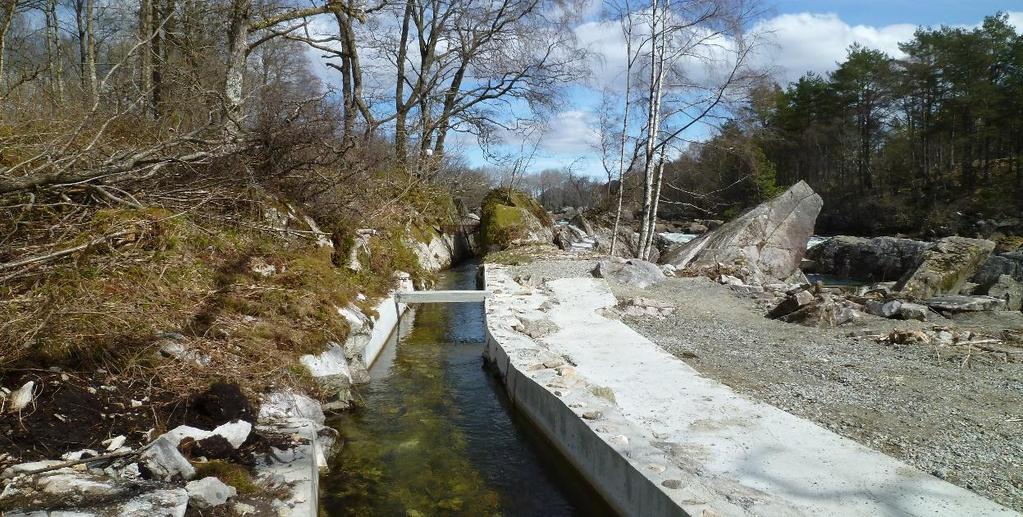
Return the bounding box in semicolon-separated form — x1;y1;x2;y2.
320;262;616;517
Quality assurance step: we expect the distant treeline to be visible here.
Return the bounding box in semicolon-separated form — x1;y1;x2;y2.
664;13;1023;237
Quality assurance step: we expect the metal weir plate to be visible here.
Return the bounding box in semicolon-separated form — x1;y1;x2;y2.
394;290;490;304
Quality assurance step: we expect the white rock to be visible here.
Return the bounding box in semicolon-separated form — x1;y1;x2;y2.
1;460;64;478
212;420;251;449
299;343;352;382
117;488;188;517
162;425;213;446
9;381;34;412
39;472;120;497
186;477;237;508
102;435;126;452
119;463;143;480
162;421;249;449
259;390;325;425
139;436;195;481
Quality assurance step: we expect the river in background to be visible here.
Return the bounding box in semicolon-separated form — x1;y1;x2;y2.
319;262;615;516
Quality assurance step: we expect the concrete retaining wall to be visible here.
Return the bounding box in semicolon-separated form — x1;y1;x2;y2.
481;264;1017;517
483;332;684;517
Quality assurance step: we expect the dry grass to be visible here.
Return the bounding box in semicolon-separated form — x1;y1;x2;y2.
0;185;454;404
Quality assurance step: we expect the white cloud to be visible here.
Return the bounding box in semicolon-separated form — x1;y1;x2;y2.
538;110;601;154
753;13;916;83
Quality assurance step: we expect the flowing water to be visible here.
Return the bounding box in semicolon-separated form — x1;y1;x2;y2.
320;263;616;516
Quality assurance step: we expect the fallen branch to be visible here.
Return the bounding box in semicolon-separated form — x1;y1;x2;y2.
0;226;145;272
10;444;151;477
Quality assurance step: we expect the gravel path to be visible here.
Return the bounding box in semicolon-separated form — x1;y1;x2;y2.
498;258;1023;512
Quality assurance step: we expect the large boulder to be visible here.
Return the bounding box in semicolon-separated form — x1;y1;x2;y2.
970;251;1023;286
660;181;823;283
479;188;554;251
977;274;1022;311
592;258;666;289
805;236;930;282
896;236;995;299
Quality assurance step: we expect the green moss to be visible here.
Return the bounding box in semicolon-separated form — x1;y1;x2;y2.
479;188;551;251
194;461;260;494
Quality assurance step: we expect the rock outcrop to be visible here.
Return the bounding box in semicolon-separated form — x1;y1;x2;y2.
660;181;823;283
971;251;1023;286
896;236;995;299
806;236;931;282
479;188;554;251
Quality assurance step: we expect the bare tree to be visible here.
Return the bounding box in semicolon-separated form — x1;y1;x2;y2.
72;0;97;103
0;0;19;97
599;0;763;260
44;0;64;101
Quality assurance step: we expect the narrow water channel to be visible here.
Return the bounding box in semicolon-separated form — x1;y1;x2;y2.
320;262;615;516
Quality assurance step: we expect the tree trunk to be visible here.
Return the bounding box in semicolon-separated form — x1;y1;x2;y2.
393;0;413;159
0;0;19;101
223;0;250;136
637;0;666;261
84;0;97;103
139;0;154;116
45;0;64;102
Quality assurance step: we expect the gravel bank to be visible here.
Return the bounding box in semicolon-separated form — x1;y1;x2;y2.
499;258;1023;512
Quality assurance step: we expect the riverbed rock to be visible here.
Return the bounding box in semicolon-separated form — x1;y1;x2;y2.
896;237;996;299
406;229;455;273
806;236;930;282
897;302;930;321
971;251;1023;286
924;295;1007;313
978;274;1022;311
186;477;236;508
865;299;902;318
592;258;665;289
480;188;554;251
571;213;596;236
660;181;823;283
767;289;815;319
553;224;597;251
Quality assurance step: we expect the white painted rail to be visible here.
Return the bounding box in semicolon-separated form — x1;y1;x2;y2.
395;290;490;304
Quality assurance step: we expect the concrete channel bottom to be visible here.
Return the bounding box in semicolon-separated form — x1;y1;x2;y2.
482;265;1018;517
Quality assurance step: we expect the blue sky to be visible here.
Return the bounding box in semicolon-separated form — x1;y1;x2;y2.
452;2;1023;178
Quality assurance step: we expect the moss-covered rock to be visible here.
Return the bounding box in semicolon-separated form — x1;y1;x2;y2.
896;236;996;299
479;188;553;252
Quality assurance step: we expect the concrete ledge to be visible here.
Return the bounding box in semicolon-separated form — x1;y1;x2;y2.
363;291;412;368
483;264;1017;517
